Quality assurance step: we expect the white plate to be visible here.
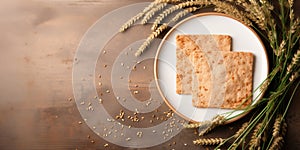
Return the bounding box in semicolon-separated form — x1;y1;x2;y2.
154;13;269;123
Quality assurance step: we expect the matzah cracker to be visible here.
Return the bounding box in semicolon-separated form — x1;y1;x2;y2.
191;51;253;109
176;35;232;94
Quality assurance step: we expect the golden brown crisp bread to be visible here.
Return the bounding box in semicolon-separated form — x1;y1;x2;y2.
191;51;253;109
176;35;232;94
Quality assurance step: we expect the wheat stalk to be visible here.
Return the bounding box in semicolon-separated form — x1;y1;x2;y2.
269;137;284;150
135;23;168;56
233;122;249;138
184;122;202;129
119;0;183;32
289;71;299;82
151;1;211;31
119;1;160;32
287;49;300;73
249;123;263;148
119;13;145;32
171;7;199;22
154;0;182;3
274;40;286;56
212;0;252;27
198;115;225;136
260;78;270;93
193;138;224;145
281;121;287;137
290;17;300;34
141;3;168;25
272;115;282;138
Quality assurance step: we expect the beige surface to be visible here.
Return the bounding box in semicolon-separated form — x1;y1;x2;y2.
176;35;231;94
191;51;253;109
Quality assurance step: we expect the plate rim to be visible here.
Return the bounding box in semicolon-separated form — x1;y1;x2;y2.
154;12;269;123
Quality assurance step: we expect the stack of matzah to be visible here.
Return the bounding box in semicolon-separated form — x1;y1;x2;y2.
176;35;253;109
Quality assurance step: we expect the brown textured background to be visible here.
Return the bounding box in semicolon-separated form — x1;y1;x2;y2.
0;0;299;149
